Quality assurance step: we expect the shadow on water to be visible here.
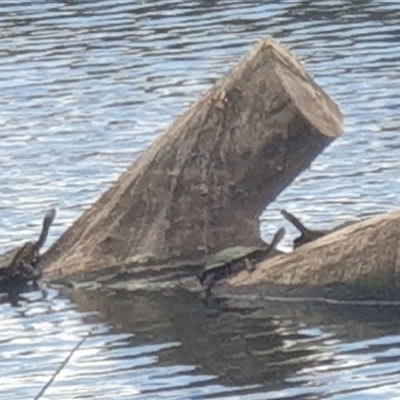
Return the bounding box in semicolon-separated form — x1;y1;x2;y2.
66;285;400;394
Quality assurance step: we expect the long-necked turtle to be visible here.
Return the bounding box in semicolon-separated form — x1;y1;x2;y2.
280;209;359;249
280;209;327;249
198;227;285;295
0;208;56;286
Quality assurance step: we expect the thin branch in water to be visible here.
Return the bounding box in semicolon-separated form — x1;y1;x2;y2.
34;334;88;400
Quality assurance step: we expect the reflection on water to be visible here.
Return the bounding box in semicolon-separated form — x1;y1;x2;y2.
2;0;400;398
4;286;398;400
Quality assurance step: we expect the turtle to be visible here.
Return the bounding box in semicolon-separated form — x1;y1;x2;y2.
0;208;56;287
280;209;327;249
198;227;286;296
280;209;359;249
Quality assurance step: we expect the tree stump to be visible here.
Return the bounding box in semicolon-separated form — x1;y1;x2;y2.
43;37;343;278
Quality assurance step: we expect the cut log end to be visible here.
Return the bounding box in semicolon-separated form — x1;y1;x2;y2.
42;37;343;279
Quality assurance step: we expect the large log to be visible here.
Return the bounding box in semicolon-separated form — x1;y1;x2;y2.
228;209;400;296
42;37;342;278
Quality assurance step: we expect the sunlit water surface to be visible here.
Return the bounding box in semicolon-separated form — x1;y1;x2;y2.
2;0;400;399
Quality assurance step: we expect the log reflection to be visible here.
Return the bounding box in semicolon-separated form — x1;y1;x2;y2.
68;286;324;387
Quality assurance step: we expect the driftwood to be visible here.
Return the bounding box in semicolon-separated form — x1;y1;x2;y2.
228;209;400;295
42;37;342;279
43;208;400;304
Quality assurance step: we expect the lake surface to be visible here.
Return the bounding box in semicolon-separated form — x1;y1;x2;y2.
2;0;400;398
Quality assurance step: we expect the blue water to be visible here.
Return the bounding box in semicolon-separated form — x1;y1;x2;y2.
2;0;400;398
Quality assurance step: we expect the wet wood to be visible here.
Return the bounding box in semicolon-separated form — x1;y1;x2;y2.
42;37;342;279
228;209;400;290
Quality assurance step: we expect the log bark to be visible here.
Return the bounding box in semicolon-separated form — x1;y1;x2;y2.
228;209;400;291
43;37;342;278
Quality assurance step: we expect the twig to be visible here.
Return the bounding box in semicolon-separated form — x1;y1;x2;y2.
34;334;88;400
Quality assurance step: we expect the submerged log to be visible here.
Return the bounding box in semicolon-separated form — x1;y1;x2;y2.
42;37;342;278
228;209;400;294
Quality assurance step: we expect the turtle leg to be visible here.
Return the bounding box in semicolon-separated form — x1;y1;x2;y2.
202;272;216;292
200;276;224;309
244;257;255;272
198;271;216;302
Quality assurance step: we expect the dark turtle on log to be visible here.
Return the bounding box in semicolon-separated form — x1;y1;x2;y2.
280;209;327;249
0;208;56;288
198;227;285;296
280;209;359;249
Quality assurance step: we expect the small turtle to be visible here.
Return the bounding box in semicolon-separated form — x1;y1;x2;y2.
280;209;327;249
198;227;285;296
281;209;360;250
0;208;56;285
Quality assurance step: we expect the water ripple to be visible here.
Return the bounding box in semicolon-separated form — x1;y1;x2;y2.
2;0;400;399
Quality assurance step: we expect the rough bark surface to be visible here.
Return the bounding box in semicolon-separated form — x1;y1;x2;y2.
43;37;342;278
229;209;400;289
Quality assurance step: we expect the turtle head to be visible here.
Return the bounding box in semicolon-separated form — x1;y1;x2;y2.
270;227;285;250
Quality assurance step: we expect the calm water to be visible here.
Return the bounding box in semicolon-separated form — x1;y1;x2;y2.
2;0;400;398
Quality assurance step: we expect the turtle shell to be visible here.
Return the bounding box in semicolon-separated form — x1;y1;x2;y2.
0;247;20;271
203;245;267;272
